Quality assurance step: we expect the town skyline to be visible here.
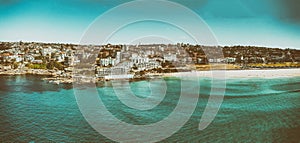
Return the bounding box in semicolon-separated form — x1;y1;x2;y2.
0;40;299;50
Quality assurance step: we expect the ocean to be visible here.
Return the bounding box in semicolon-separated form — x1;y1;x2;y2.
0;75;299;142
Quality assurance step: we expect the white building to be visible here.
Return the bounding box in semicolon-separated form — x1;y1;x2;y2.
115;52;121;64
25;55;34;62
41;47;56;56
226;57;236;63
131;55;149;64
164;53;177;62
15;55;23;62
208;58;225;63
100;57;116;67
96;67;128;77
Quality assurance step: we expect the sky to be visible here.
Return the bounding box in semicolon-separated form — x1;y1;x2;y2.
0;0;300;48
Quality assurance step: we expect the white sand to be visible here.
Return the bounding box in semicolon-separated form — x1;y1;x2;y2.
163;69;300;79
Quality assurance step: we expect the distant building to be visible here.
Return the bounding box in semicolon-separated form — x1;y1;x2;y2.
96;67;128;77
64;56;75;66
99;57;116;67
115;52;121;64
131;55;149;65
208;58;225;63
24;55;34;62
41;47;56;56
163;53;177;62
226;57;236;63
32;60;43;64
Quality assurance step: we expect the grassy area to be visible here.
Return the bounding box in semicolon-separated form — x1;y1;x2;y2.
194;64;241;70
25;61;64;70
248;62;300;68
26;63;47;69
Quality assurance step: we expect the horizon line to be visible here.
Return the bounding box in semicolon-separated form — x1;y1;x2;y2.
0;40;298;50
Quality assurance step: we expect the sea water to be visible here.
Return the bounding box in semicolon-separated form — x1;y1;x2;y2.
0;75;299;142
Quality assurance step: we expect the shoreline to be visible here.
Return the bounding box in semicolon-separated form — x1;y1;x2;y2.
162;68;300;79
0;69;57;76
1;68;299;84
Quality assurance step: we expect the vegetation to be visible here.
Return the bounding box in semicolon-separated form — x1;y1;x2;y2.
46;61;64;70
26;63;47;69
247;62;300;68
25;61;64;70
161;61;174;68
12;62;19;69
0;43;11;50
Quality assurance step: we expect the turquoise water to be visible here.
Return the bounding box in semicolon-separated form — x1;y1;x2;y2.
0;75;299;142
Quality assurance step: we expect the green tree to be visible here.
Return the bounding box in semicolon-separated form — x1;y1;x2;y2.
46;61;54;69
54;61;64;70
13;62;19;69
46;61;64;70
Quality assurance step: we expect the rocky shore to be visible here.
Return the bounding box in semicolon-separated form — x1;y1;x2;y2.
0;69;73;84
0;69;55;76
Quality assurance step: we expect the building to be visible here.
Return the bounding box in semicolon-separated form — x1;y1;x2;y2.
163;53;177;62
226;57;236;63
131;55;149;64
96;67;128;77
64;56;75;66
99;57;116;67
115;51;121;64
32;60;43;64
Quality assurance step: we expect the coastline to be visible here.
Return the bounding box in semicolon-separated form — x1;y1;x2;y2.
1;68;299;85
0;69;57;76
162;68;300;79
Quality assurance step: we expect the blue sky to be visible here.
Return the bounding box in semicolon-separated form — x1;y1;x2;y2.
0;0;300;48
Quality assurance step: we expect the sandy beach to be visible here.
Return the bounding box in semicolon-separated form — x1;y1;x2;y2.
163;68;300;79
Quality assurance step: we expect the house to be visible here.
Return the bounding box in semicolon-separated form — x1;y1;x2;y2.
15;55;23;62
3;65;11;71
24;55;34;62
64;56;75;66
0;52;11;62
226;57;236;63
131;55;149;64
99;57;116;67
32;60;43;64
41;46;56;56
208;58;225;63
163;53;177;62
96;67;127;77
